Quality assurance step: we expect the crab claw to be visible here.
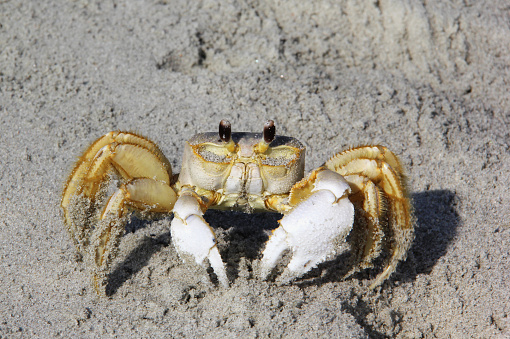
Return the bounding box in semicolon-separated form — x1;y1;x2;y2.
260;169;354;283
170;193;229;287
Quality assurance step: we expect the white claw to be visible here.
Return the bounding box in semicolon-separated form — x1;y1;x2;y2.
170;195;229;287
313;169;351;197
260;227;288;279
260;170;355;283
206;244;229;288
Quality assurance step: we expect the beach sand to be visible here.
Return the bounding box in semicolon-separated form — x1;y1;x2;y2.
1;1;509;337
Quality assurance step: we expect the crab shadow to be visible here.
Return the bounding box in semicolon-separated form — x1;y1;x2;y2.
403;189;460;280
203;209;282;280
295;189;460;287
104;189;459;295
208;189;460;286
105;217;171;296
332;190;460;339
104;211;278;296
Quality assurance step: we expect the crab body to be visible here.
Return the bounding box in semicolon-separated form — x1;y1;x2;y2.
179;132;305;213
61;120;414;295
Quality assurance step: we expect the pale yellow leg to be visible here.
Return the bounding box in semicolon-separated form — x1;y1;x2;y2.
62;132;171;211
325;146;414;288
61;132;173;253
371;162;413;288
343;174;384;273
92;178;177;295
326;145;404;176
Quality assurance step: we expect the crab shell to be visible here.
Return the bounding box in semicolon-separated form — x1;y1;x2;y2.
178;132;305;212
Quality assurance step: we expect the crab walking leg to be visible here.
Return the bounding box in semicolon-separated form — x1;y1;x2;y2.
91;178;177;294
81;143;171;197
260;170;354;283
370;162;414;288
343;174;384;271
325;145;404;177
326;147;414;288
62;131;172;209
170;193;228;287
62;134;172;252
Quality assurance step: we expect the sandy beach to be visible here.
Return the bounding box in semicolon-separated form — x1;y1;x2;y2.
1;1;509;337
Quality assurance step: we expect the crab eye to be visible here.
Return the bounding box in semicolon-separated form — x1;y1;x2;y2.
263;120;275;143
219;120;231;142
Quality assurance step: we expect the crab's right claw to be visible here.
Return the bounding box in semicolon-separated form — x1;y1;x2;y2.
260;169;355;283
170;193;229;287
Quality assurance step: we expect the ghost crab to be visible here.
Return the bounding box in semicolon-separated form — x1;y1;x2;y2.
61;120;414;295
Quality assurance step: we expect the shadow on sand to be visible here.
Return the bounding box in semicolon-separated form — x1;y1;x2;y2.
104;189;460;297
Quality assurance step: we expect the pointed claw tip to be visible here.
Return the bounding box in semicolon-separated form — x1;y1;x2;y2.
259;267;270;281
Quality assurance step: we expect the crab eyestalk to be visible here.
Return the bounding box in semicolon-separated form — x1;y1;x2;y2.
219;120;231;142
256;120;275;153
219;119;236;152
263;120;275;143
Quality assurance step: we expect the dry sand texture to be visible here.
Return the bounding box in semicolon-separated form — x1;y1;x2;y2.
1;1;509;338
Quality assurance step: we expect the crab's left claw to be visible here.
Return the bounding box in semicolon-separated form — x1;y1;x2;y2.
170;192;229;287
260;169;355;283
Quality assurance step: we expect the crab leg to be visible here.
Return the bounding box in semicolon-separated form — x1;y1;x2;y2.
325;145;414;288
170;190;229;287
63;131;171;207
260;169;354;283
91;178;177;295
61;132;172;253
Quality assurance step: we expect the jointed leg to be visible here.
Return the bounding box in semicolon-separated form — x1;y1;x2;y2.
372;162;414;288
62;132;173;253
92;178;177;295
325;145;414;288
343;174;384;273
